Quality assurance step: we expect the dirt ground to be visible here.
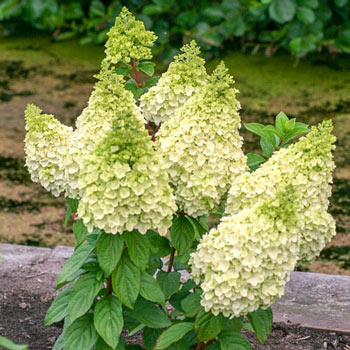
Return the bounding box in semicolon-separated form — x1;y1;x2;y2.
0;35;349;273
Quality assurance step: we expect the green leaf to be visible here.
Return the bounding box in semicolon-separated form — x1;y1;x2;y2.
130;299;171;329
247;153;266;171
53;317;71;350
195;310;224;342
260;138;275;158
65;197;79;226
94;296;123;348
97;232;124;276
146;76;160;88
334;0;347;7
0;336;27;350
219;331;251;350
142;4;164;15
223;317;244;332
73;220;87;247
112;254;141;309
64;314;98;350
156;271;180;299
44;287;71;326
68;273;103;322
269;0;296;23
247;308;273;344
95;337;114;350
115;65;131;76
296;6;315;24
140;271;166;305
124;230;150;270
155;323;194;350
146;231;171;257
206;343;221;350
187;217;208;241
143;328;162;350
170;216;195;255
275;111;289;135
299;0;318;8
244;123;276;144
56;242;95;288
181;293;201;317
139;61;156;76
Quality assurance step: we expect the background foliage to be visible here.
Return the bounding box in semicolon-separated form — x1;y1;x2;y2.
1;0;350;61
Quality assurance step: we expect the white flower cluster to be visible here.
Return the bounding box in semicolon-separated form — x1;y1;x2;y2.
24;104;73;197
64;69;144;198
190;187;301;318
104;7;156;65
226;120;336;262
156;62;247;217
140;41;208;125
77;113;177;235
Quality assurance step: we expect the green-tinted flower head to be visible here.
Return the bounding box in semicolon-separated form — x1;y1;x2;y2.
77;112;177;235
190;186;301;318
226;120;336;262
140;40;208;125
156;61;247;217
24;104;73;196
104;7;157;65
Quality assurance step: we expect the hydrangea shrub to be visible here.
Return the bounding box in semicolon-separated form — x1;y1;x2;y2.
23;8;336;350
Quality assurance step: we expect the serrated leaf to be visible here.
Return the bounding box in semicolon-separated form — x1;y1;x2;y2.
130;299;171;329
139;61;155;76
64;314;98;350
155;323;194;350
170;216;195;255
181;293;201;317
97;232;124;276
195;310;224;342
260;138;275;158
73;219;87;247
244;123;276;144
219;331;251;350
0;336;27;350
124;230;150;270
94;296;123;348
247;308;273;344
247;153;266;171
56;242;95;288
156;271;180;299
112;254;141;309
140;271;166;305
68;273;103;322
44;287;71;326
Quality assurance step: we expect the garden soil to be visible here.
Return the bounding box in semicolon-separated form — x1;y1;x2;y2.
0;34;349;274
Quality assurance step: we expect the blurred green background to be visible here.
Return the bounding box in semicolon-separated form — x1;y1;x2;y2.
1;0;350;62
0;1;349;275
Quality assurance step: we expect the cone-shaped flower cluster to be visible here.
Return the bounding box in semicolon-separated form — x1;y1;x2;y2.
104;7;156;65
140;41;208;125
64;69;144;198
190;187;301;318
77;107;177;235
226;120;336;262
24;104;73;197
156;62;247;217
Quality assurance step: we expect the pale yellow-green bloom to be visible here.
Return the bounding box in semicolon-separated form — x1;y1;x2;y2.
140;41;208;125
190;187;301;318
226;120;336;262
77;112;177;235
104;7;156;66
156;62;247;217
24;104;73;197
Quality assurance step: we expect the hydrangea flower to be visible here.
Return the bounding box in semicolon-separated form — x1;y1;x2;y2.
156;62;247;217
64;69;144;198
104;7;156;65
226;120;336;262
24;104;73;197
190;187;301;318
140;41;208;125
77;110;177;235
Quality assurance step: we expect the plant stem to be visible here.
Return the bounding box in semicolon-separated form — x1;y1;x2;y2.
131;58;143;88
167;247;175;273
196;342;203;350
106;276;112;296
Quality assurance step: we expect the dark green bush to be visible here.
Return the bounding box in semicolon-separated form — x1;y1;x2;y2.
1;0;349;60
